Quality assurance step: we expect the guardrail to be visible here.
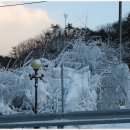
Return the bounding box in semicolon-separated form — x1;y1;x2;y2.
1;109;130;128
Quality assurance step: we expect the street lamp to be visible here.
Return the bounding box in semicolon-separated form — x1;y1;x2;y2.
29;59;43;114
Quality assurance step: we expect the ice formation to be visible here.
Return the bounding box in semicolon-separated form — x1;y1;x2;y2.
0;39;130;118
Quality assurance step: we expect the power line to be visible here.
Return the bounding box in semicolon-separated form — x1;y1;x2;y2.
0;1;46;8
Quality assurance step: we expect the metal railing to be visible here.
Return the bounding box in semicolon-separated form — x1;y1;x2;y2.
1;109;130;128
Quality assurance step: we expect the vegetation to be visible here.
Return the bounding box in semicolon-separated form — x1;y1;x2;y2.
1;13;130;68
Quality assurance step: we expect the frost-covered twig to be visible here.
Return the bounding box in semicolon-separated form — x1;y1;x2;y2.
6;59;12;70
12;59;17;68
23;51;33;67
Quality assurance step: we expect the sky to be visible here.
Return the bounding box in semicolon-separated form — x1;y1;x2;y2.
0;1;130;56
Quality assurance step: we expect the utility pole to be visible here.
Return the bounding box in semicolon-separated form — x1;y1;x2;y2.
58;65;64;129
119;1;122;64
63;13;68;46
61;64;64;113
64;13;68;29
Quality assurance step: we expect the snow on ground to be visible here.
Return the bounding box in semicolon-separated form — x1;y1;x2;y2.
65;123;130;129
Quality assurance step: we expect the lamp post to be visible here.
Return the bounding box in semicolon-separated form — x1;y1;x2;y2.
29;59;43;114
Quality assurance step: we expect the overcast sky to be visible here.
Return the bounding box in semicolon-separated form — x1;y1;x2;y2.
0;1;130;56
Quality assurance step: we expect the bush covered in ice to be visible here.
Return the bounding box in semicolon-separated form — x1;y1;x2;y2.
0;39;130;115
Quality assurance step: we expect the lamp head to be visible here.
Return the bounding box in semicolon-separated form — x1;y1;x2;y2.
31;59;42;70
